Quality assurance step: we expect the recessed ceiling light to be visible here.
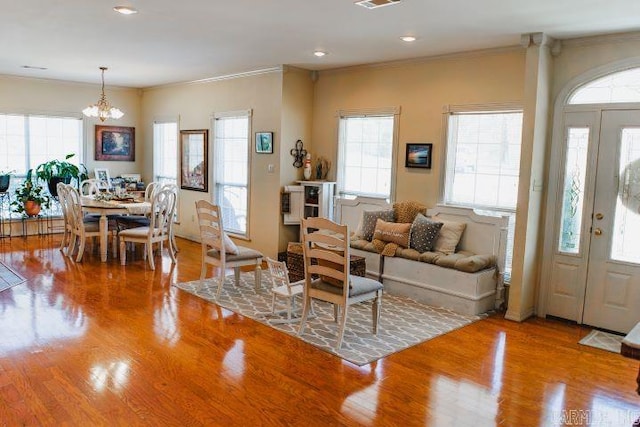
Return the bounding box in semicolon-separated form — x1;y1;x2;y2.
21;65;48;70
400;36;417;42
314;51;327;57
113;6;138;15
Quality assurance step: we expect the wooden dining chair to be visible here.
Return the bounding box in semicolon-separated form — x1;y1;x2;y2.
65;185;103;262
115;181;159;231
57;182;72;255
298;217;384;349
195;200;263;298
118;187;177;270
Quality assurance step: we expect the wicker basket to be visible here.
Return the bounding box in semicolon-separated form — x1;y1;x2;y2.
286;242;366;283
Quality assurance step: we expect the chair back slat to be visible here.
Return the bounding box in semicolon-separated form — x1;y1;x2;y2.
301;217;350;292
195;200;225;255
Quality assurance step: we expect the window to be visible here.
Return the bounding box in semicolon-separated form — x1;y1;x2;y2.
0;113;83;217
336;108;399;199
443;108;523;281
213;111;251;237
569;67;640;105
153;121;178;186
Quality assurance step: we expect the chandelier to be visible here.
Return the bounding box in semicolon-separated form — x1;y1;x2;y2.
82;67;124;121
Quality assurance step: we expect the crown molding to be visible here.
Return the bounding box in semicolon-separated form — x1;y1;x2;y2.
559;30;640;49
144;66;284;91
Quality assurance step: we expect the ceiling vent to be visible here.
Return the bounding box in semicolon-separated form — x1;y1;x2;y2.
354;0;401;9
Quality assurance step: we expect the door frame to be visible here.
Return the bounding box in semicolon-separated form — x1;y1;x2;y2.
538;58;640;319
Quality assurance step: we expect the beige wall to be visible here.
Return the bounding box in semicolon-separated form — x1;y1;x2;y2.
140;70;284;258
0;75;142;177
311;48;526;207
279;67;314;251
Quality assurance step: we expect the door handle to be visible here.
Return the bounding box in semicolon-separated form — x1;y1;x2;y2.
594;228;603;236
595;213;604;220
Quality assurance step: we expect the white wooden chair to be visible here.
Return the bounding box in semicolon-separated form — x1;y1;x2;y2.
79;179;100;196
195;200;263;298
65;185;102;262
115;181;160;231
57;182;72;254
265;258;305;323
118;188;177;270
298;217;384;349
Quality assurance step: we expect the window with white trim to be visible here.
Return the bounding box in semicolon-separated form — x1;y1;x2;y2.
443;108;523;281
153;121;178;187
213;111;251;237
336;108;398;199
0;113;83;217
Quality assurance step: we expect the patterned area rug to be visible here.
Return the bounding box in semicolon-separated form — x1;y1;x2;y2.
579;330;623;353
0;261;26;292
174;273;484;365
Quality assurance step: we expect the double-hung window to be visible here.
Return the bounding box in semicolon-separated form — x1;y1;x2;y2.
336;108;399;200
213;110;251;237
152;120;178;187
442;106;523;281
0;113;83;217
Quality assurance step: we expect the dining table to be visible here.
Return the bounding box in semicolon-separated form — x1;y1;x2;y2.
80;195;151;262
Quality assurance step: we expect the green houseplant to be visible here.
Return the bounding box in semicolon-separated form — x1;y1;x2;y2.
0;169;13;193
11;170;51;217
34;153;88;197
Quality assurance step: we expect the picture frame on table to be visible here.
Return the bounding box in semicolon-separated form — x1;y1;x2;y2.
255;132;273;154
405;143;433;169
94;168;111;189
95;125;135;161
180;129;208;192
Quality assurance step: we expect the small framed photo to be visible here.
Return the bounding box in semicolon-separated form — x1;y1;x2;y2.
405;143;433;169
94;168;111;189
95;125;135;161
255;132;273;154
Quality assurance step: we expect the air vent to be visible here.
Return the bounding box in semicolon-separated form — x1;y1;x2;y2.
355;0;401;9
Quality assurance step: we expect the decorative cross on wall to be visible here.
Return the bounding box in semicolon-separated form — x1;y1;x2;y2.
290;139;307;168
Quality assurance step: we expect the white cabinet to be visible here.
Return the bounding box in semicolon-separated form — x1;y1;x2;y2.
282;181;336;224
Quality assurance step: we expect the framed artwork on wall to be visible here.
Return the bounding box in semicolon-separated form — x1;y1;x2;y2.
255;132;273;154
180;129;208;192
405;143;433;169
95;125;135;161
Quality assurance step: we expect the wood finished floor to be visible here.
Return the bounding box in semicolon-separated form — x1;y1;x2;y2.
0;235;638;426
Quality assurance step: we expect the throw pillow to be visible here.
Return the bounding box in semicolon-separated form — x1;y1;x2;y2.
393;200;427;224
223;232;239;255
373;219;411;247
358;209;395;241
409;213;443;253
432;219;466;255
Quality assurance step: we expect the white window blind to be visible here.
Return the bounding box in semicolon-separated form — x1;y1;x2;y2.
213;112;250;236
443;109;523;282
337;109;398;199
153;121;178;187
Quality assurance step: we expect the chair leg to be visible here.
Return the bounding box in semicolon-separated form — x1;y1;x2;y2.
333;305;340;323
286;297;292;320
147;242;155;270
200;260;207;280
234;267;240;286
120;240;127;265
254;264;262;291
76;237;86;262
298;294;312;337
271;292;277;314
216;274;225;298
67;234;77;258
168;238;177;264
372;291;382;335
336;304;348;350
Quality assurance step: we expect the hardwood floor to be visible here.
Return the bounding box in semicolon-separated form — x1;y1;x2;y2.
0;235;638;426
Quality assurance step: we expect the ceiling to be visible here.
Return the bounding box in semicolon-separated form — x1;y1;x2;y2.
3;0;640;88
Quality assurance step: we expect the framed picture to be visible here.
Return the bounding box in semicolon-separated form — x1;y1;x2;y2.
255;132;273;154
180;129;208;192
95;125;135;161
405;143;433;169
94;168;111;189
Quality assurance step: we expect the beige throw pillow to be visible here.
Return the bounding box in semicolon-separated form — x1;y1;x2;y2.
223;233;239;255
373;219;411;248
433;220;466;255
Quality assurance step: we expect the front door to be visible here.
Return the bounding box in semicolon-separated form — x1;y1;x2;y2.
547;110;640;334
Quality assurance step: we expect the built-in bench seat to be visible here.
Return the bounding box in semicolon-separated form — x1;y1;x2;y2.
336;197;508;315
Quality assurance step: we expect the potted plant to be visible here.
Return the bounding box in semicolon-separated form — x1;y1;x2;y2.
34;153;88;197
11;170;51;217
0;169;13;193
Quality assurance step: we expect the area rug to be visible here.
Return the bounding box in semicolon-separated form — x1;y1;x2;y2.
0;261;26;292
173;272;484;365
579;330;623;353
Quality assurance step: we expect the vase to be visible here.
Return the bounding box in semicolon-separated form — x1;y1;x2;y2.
24;201;41;217
0;174;9;193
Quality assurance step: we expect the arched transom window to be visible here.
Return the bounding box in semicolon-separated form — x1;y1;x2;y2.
569;67;640;105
